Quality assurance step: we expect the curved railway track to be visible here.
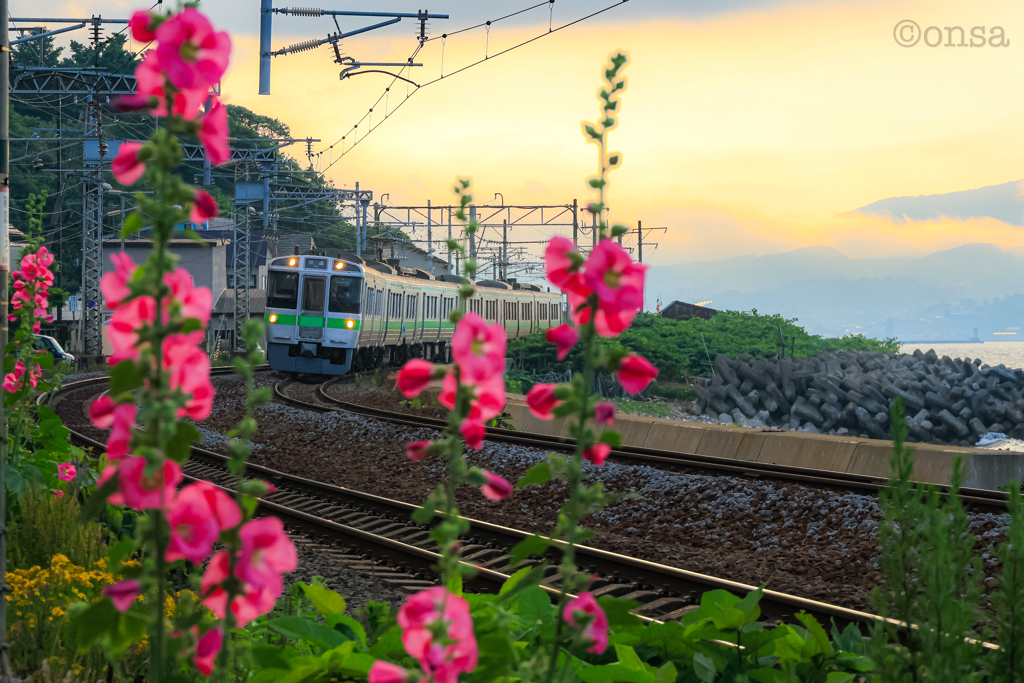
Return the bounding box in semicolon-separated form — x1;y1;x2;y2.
54;371;886;634
275;376;1010;514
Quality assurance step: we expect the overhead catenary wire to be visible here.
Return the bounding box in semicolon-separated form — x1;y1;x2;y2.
315;0;630;174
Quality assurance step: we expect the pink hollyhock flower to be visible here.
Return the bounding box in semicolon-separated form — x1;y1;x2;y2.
461;419;485;450
112;142;146;186
26;366;42;389
480;470;512;501
108;295;156;363
183;481;242;531
191;190;219;223
201;551;278;627
563;592;608;654
164;332;214;420
368;661;409;683
104;579;141;613
101;252;137;309
583;443;611;466
617;354;659;394
439;373;506;422
166;484;221;563
406;440;433;462
156;9;231;92
129;10;158;42
32;321;41;334
582;240;646;315
545;236;584;294
567;281;637;339
129;51;206;120
164;269;213;325
526;383;561;420
237;517;298;596
194;628;222;676
546;324;579;360
396;358;435;398
199;98;230;165
595;402;616;425
2;368;21;394
106;403;137;461
116;456;182;510
53;489;64;498
57;463;77;482
398;587;478;678
451;313;506;383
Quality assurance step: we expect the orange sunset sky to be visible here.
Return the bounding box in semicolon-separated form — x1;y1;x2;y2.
17;0;1024;265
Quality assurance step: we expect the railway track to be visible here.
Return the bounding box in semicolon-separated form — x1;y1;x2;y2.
56;372;884;633
275;376;1011;514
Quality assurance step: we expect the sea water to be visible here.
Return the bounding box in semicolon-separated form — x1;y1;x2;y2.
899;341;1024;371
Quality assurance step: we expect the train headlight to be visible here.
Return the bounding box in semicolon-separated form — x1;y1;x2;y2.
287;257;298;267
345;319;355;329
269;314;278;323
334;260;345;270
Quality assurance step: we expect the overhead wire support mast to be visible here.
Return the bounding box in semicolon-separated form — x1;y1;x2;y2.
258;3;448;94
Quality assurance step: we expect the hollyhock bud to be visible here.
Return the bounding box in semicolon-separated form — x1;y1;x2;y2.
199;97;230;165
583;443;611;466
616;354;659;394
101;252;138;310
112;142;146;186
545;236;584;294
526;383;561;420
451;312;506;383
116;456;182;510
546;324;579;360
563;592;609;654
58;462;77;482
129;10;158;42
194;628;223;676
406;440;433;461
396;359;435;398
595;402;616;425
53;489;64;498
112;94;156;113
368;661;410;683
461;419;485;450
480;470;512;501
104;579;141;613
191;189;219;223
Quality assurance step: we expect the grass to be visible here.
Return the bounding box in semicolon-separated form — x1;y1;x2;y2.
611;398;674;418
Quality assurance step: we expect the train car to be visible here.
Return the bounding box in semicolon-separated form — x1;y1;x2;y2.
264;251;565;375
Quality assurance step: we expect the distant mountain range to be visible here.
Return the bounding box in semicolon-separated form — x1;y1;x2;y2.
853;180;1024;225
646;243;1024;341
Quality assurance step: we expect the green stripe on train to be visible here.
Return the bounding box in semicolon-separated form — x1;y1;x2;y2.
298;315;326;327
327;318;361;330
265;313;297;325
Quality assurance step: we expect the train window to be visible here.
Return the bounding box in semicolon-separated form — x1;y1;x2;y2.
267;271;299;309
406;295;418;318
301;277;326;314
328;276;362;314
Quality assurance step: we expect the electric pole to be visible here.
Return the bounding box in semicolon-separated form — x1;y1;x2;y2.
0;0;11;676
502;219;508;281
637;219;643;264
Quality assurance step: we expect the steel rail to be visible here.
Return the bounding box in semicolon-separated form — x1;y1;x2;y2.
55;373;883;633
272;377;1009;514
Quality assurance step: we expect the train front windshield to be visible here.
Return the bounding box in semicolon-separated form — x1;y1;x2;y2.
267;271;299;309
329;275;362;314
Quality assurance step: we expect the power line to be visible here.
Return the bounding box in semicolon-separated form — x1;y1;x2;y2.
314;0;630;173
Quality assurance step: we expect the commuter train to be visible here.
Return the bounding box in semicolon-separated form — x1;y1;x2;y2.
264;251;565;375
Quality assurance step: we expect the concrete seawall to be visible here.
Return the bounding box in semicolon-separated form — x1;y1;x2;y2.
502;397;1024;491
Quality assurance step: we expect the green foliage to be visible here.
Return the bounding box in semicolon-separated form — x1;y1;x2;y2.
9;484;106;570
990;484;1024;681
611;399;672;418
867;399;986;681
509;311;899;380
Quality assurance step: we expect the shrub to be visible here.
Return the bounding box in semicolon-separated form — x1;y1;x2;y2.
9;485;105;570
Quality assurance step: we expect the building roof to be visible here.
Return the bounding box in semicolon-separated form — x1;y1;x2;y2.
213;288;266;316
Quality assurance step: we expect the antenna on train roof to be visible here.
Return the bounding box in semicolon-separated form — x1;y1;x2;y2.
293;246;300;255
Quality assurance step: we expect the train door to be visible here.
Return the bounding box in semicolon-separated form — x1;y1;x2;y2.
298;274;327;341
